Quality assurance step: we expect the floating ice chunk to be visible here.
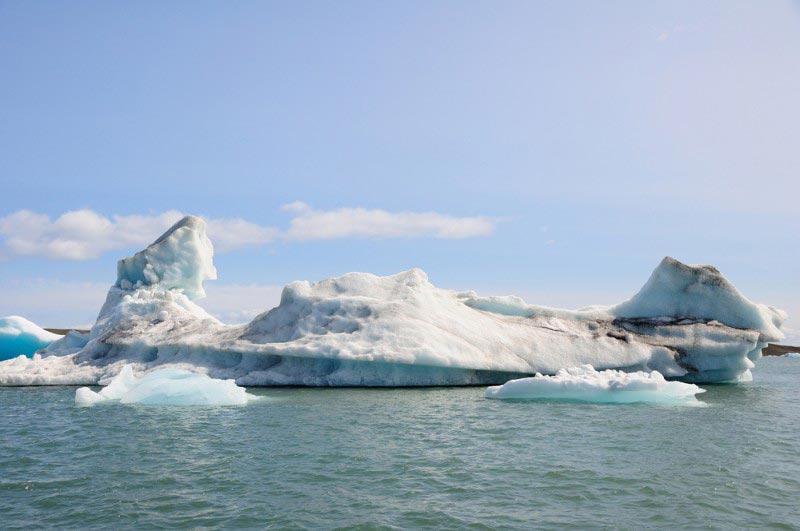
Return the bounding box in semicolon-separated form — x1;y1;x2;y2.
0;316;62;360
120;369;256;406
75;386;107;406
115;216;216;300
96;364;138;399
75;365;255;406
485;365;705;404
783;353;800;359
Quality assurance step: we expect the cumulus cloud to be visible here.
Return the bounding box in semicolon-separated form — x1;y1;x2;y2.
0;210;185;260
0;204;496;260
0;209;281;259
283;202;495;241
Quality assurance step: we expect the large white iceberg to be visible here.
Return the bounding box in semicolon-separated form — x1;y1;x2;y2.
0;316;61;360
0;215;787;386
75;365;255;406
485;365;705;404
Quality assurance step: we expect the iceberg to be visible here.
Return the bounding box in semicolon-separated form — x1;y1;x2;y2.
0;316;62;360
75;365;255;406
0;215;787;387
484;365;705;404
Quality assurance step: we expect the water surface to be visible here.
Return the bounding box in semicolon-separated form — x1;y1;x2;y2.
1;357;798;529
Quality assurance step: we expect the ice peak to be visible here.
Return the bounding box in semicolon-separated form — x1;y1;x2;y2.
115;215;217;300
613;256;785;340
152;215;205;245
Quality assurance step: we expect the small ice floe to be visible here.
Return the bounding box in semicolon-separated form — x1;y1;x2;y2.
485;365;705;405
75;365;257;406
783;353;800;359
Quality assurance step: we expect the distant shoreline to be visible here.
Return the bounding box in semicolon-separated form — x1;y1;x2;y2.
762;344;800;356
42;327;800;357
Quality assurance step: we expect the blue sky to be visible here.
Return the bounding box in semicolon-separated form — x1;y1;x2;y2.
1;1;798;340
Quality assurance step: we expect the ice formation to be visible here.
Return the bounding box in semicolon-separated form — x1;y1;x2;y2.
0;316;61;360
75;365;255;406
0;215;787;387
484;365;705;404
115;216;216;299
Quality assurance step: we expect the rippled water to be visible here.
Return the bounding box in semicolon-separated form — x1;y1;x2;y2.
1;357;799;529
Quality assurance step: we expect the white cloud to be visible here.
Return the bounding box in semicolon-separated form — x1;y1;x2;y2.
0;209;281;260
0;204;496;261
0;209;185;260
283;202;495;241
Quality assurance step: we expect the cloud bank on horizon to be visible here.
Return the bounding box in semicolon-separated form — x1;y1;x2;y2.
0;203;496;261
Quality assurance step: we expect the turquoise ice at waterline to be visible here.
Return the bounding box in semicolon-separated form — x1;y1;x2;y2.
0;316;60;361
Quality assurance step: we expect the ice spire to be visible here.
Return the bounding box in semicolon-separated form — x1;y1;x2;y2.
115;215;217;300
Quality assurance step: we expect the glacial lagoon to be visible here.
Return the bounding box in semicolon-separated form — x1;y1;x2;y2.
1;356;798;529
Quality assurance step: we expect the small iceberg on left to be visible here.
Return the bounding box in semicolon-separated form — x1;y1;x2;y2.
485;365;705;404
0;316;62;361
75;365;257;406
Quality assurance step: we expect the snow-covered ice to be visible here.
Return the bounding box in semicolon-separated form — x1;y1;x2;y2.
0;316;61;360
75;364;255;406
484;365;705;404
0;215;787;387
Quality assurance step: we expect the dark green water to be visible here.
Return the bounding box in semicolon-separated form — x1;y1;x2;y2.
1;357;799;529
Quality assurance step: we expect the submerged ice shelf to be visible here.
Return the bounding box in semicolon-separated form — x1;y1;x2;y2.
0;215;787;387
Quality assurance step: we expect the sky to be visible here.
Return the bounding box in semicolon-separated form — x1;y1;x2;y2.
1;1;798;341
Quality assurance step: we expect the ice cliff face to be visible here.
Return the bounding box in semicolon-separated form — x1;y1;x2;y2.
0;216;786;386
